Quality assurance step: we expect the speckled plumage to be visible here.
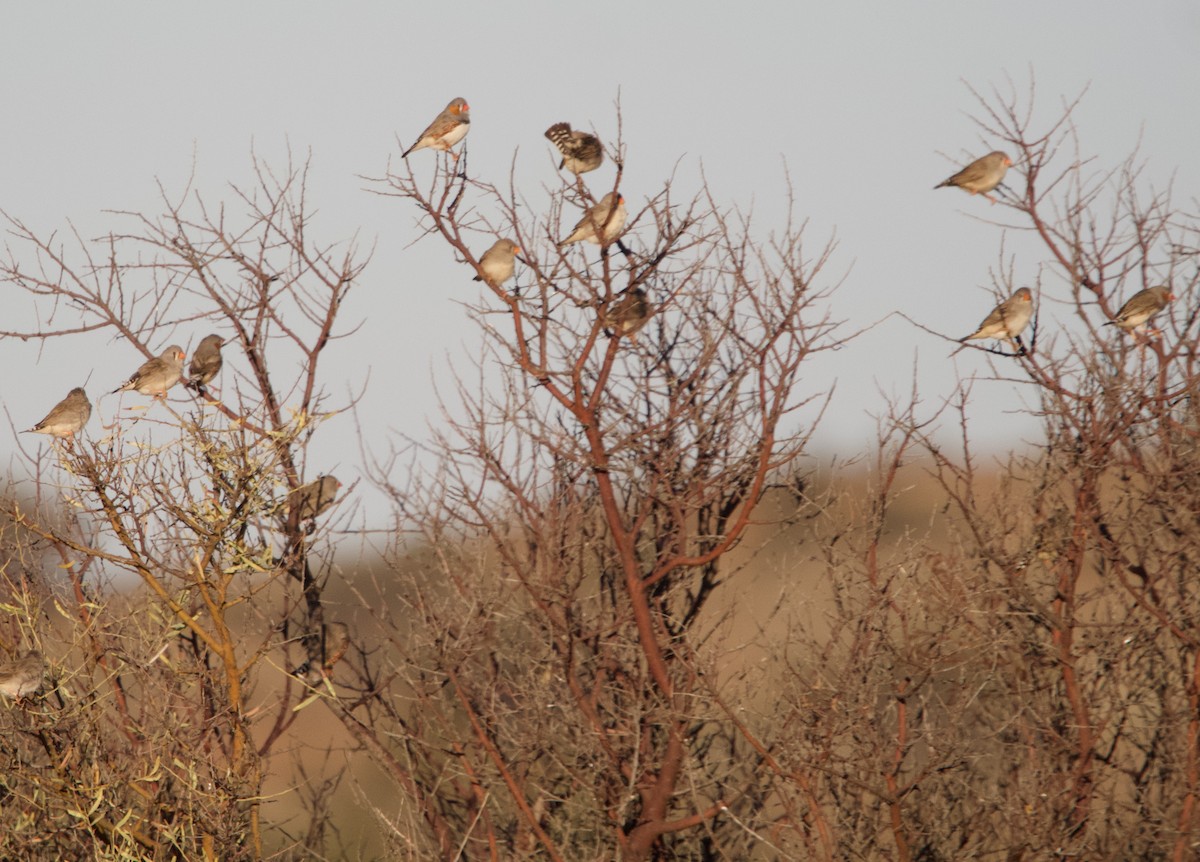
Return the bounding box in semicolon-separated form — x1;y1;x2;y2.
545;122;603;175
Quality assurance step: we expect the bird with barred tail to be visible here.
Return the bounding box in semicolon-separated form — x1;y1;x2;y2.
600;288;652;338
112;346;186;397
545;122;603;175
402;98;470;158
558;192;626;247
959;288;1034;347
26;387;91;438
935;151;1013;203
188;334;225;388
0;651;45;699
293;622;352;686
1105;285;1174;331
473;239;522;287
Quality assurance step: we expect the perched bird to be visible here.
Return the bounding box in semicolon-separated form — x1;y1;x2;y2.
288;475;342;521
473;238;522;287
600;288;653;338
0;651;45;699
959;288;1034;346
1105;285;1174;331
558;192;626;247
545;122;604;175
934;151;1013;203
26;387;92;438
402;97;470;158
293;622;352;685
112;345;186;397
188;334;224;388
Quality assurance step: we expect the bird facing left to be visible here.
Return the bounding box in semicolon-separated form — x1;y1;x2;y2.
0;651;46;699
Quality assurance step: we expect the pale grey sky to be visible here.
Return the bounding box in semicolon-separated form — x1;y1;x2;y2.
3;2;1198;517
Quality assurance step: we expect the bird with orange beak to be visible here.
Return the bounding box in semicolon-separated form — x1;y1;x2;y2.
935;151;1013;203
403;97;470;158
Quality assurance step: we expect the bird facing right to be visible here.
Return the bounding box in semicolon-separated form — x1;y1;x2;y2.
112;346;187;397
289;475;342;521
558;192;626;247
402;97;470;158
545;122;604;175
0;651;45;699
188;334;225;387
1105;285;1174;331
474;238;522;287
959;288;1034;346
26;387;91;438
934;151;1013;203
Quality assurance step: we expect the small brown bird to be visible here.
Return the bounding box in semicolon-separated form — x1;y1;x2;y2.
188;334;224;387
959;288;1034;346
26;387;91;438
545;122;604;175
473;239;522;287
934;151;1013;203
0;651;45;699
288;475;342;521
1105;285;1174;331
112;345;186;397
600;288;652;338
402;97;470;158
558;192;626;247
